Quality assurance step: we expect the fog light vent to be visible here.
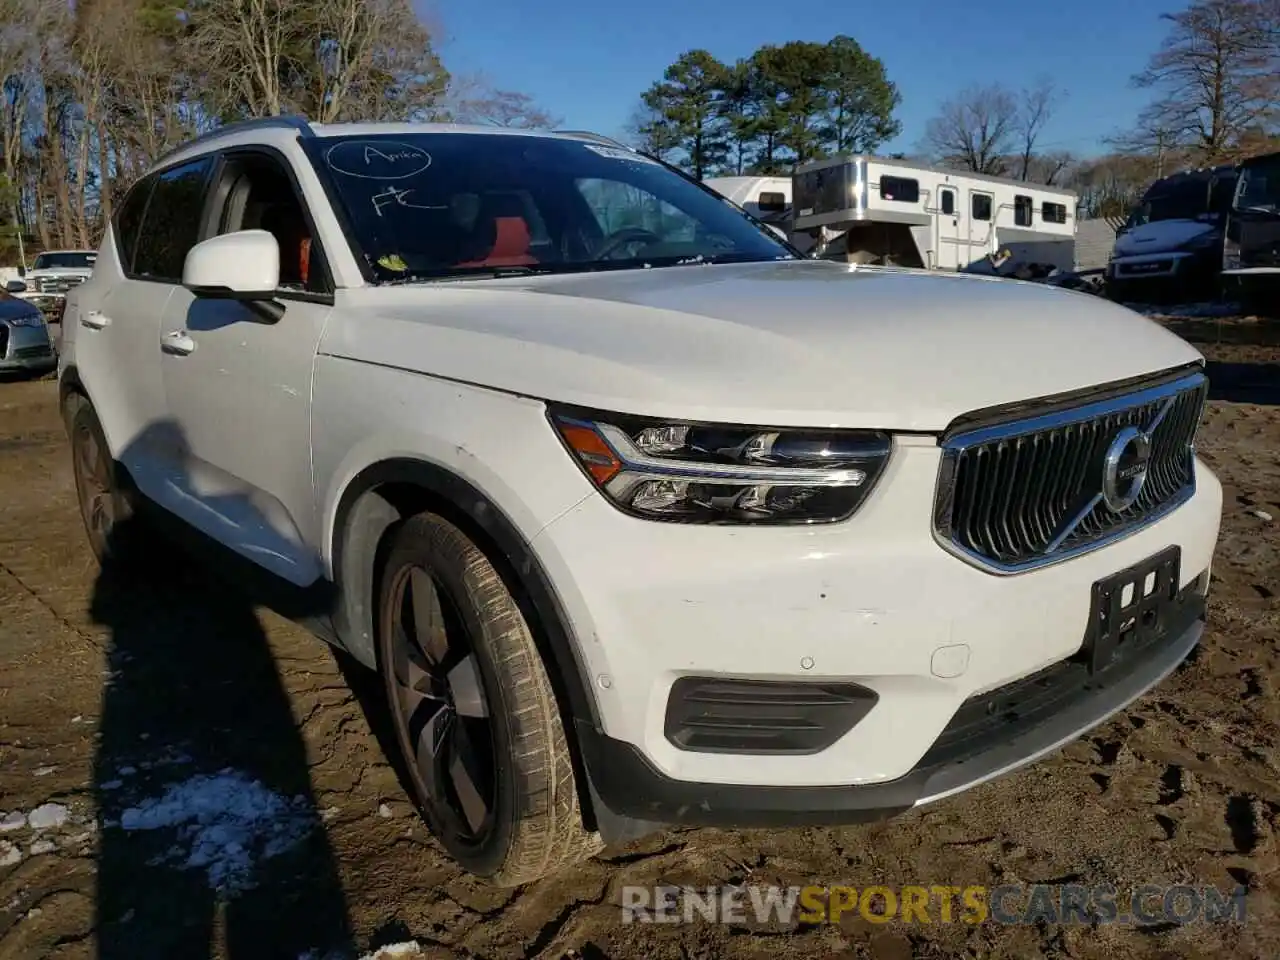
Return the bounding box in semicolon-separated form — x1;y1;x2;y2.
664;677;878;755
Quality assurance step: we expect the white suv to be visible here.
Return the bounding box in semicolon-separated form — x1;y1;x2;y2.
59;117;1223;886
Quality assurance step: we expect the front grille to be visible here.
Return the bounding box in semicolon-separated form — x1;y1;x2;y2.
1119;259;1173;276
934;369;1207;572
12;344;51;360
33;275;85;295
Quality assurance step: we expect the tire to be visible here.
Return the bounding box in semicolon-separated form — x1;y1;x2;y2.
376;512;602;886
64;394;151;568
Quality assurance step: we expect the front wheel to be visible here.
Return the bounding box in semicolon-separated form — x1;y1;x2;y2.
65;396;145;566
376;512;602;886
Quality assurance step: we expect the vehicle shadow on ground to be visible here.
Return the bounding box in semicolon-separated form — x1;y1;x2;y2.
86;422;353;959
1204;360;1280;406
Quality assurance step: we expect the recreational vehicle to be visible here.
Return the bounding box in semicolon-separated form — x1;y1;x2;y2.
1107;164;1238;303
703;175;816;253
1222;150;1280;315
790;155;1077;272
702;175;791;221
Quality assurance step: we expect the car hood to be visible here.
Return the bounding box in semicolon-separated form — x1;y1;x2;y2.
326;260;1204;431
0;298;42;321
1113;219;1214;257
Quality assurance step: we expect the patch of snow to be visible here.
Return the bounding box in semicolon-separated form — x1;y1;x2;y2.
0;812;26;832
0;841;21;866
33;766;55;777
117;766;137;777
27;803;70;830
119;772;317;895
29;839;55;856
321;806;339;822
70;716;82;724
360;944;422;960
377;803;393;819
1253;509;1274;522
100;780;123;791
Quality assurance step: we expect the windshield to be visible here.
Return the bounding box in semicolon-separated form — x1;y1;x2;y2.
1127;179;1211;227
32;251;95;270
1236;159;1280;213
303;133;794;281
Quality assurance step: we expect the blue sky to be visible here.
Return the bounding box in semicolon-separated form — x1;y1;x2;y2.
431;0;1174;159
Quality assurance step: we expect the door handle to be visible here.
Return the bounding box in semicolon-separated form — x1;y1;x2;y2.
80;310;111;330
160;330;196;356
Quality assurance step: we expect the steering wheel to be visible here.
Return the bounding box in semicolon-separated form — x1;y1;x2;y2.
592;226;663;260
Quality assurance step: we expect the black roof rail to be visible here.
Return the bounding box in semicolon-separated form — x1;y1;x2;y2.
152;115;314;167
553;129;633;150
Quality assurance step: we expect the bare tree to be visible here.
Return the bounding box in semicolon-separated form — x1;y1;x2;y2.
1025;150;1075;186
922;84;1017;175
1130;0;1280;161
1015;78;1059;180
189;0;300;117
302;0;449;123
454;87;561;129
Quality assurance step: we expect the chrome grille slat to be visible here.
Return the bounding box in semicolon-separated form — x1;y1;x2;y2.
935;371;1207;574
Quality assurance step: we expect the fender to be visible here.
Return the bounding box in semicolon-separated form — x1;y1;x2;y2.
330;457;603;735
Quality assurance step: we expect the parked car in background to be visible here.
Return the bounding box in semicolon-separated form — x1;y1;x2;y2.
1106;165;1238;304
0;286;56;376
15;249;97;324
1222;150;1280;316
61;116;1222;887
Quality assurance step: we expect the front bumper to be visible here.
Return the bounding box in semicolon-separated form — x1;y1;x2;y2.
1107;247;1219;288
0;321;57;372
578;591;1204;829
534;439;1222;817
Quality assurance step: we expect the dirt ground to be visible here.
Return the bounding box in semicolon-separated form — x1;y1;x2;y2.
0;311;1277;960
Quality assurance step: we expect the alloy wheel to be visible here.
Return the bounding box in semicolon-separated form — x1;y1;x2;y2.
384;563;498;848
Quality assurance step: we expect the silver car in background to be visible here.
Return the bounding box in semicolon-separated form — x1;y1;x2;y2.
0;286;56;376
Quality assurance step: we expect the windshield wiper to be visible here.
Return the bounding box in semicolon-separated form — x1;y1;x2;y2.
381;265;551;284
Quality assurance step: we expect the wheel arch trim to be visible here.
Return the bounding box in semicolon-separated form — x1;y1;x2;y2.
328;457;604;735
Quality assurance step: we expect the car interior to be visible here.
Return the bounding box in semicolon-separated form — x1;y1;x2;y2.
217;157;322;291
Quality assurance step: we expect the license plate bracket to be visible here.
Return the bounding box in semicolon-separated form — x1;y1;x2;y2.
1080;545;1182;675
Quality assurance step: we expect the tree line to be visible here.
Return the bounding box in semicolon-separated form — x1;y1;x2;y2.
629;38;903;180
633;0;1280;220
0;0;558;256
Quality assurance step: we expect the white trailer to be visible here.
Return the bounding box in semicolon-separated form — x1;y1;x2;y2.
790;155;1077;273
702;175;791;219
703;175;816;252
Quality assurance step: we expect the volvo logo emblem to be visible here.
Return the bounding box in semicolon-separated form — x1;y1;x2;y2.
1101;425;1152;513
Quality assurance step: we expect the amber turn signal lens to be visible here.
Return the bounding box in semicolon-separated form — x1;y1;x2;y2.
555;422;622;485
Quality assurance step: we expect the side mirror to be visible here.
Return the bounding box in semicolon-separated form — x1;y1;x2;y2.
183;229;280;301
5;280;26;294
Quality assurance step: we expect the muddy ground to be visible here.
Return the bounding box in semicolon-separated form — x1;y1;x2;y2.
0;312;1277;960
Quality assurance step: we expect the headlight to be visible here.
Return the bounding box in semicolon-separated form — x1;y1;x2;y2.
549;407;891;524
6;313;44;327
